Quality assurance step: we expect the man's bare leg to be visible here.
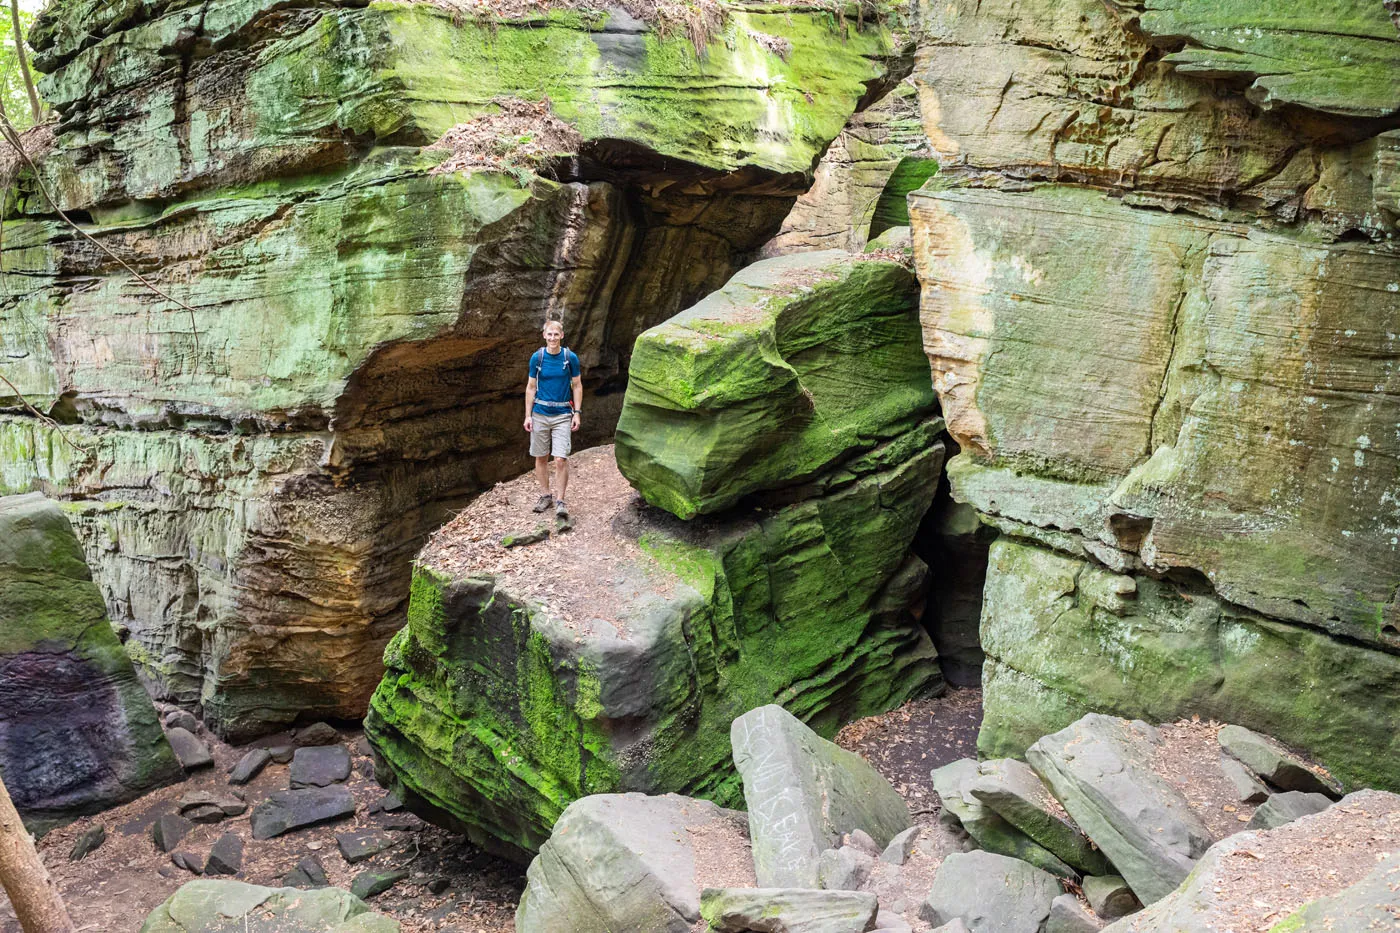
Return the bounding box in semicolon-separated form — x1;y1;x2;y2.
555;457;570;503
535;456;551;495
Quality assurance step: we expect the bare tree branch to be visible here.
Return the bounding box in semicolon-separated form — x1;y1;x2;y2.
0;368;89;452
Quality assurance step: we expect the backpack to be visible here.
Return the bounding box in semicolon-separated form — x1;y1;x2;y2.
533;346;575;379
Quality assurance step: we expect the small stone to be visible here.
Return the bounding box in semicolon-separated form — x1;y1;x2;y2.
166;727;214;771
1218;725;1343;797
204;833;244;876
179;791;248;818
818;846;875;891
844;828;882;858
337;829;397;865
427;878;450;895
283;855;329;888
289;745;352;788
69;826;106;862
151;814;194;853
369;792;403;814
156;863;182;880
250;786;356;839
184;804;227;824
501;524;551;547
1246;791;1333;831
351;868;409;900
881;826;921;865
296;722;342;747
165;710;199;733
1046;894;1103;933
171;851;203;875
1082;875;1139;921
353;735;372;757
228;748;272;785
357;758;376;778
268;744;295;764
380;813;424;832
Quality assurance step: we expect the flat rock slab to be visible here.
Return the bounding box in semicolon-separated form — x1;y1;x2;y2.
138;879;399;932
515;793;755;933
167;728;214;771
1218;756;1269;805
701;887;879;933
1218;725;1343;797
250;786;356;840
152;814;194;853
1103;790;1400;933
283;855;329;888
1245;791;1332;830
733;705;910;889
290;745;352;788
228;748;272;785
1027;715;1215;905
338;830;397;864
204;833;243;876
970;758;1110;875
931;759;1076;880
920;850;1059;933
178;791;247;819
351;869;409;901
1270;853;1400;930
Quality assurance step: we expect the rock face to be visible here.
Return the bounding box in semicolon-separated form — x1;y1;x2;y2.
2;0;907;740
615;252;936;519
368;245;944;860
0;493;181;834
139;879;398;932
514;794;754;933
908;0;1400;791
732;705;911;888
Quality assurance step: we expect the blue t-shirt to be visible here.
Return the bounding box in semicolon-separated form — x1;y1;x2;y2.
529;348;579;416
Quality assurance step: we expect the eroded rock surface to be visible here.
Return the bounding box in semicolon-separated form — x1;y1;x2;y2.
0;493;181;834
139;879;398;932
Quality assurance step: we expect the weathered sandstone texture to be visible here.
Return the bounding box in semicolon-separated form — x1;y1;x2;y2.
0;493;181;834
1;0;907;738
909;0;1400;790
366;251;944;860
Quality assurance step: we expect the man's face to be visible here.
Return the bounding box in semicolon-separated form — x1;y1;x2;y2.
543;324;564;350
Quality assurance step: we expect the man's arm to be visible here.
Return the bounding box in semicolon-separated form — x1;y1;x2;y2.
524;376;538;431
571;374;583;431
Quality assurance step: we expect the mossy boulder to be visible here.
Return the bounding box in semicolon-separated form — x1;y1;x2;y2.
0;493;181;834
364;440;944;861
139;879;398;932
615;251;935;519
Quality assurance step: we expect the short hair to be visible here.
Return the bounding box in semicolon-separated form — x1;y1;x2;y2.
542;319;564;332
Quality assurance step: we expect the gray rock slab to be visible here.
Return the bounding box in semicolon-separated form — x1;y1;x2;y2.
818;847;874;891
184;805;227;824
204;833;243;876
166;727;214;771
1046;894;1102;933
295;722;341;747
178;791;247;818
152;814;194;853
1245;790;1332;830
1082;875;1138;922
1027;715;1215;905
69;825;106;861
165;710;199;734
1270;853;1400;930
268;744;295;764
515;793;752;933
970;759;1110;876
171;851;203;875
920;850;1059;933
138;879;399;931
228;748;272;785
733;705;910;888
350;869;409;900
1218;755;1269;804
250;786;356;840
282;855;329;888
700;887;879;933
931;759;1078;880
338;830;397;865
289;745;351;788
930;924;971;933
1217;725;1343;796
880;827;920;865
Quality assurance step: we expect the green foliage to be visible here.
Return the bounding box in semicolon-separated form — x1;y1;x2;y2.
0;4;37;130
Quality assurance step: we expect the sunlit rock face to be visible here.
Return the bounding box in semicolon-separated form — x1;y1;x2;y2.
907;0;1400;790
1;0;907;738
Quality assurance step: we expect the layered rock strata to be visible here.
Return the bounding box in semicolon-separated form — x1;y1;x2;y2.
1;0;906;737
0;493;181;834
908;0;1400;789
366;251;944;859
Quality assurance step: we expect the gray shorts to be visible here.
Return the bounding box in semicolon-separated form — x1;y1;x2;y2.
530;411;573;458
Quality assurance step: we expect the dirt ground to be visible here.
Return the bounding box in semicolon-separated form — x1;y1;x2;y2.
0;689;984;931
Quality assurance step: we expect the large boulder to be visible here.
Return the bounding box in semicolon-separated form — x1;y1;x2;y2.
930;759;1078;880
366;444;942;861
3;0;907;740
1104;790;1400;933
514;794;753;933
920;851;1060;933
139;879;398;932
1026;716;1215;905
615;251;936;519
732;705;911;888
908;0;1400;794
0;493;181;834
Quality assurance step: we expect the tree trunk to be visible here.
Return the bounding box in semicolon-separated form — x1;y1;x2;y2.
0;775;73;933
7;0;41;122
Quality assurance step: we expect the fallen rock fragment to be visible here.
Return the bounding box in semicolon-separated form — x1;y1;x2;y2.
351;869;409;900
165;710;199;734
250;786;356;839
1217;725;1343;797
1027;716;1214;904
338;829;397;864
818;846;874;891
1046;894;1102;933
171;851;203;875
733;705;910;888
1244;790;1332;830
289;745;352;788
700;887;879;933
501;525;551;548
295;722;341;747
228;748;272;785
970;758;1111;875
1218;756;1269;805
1082;875;1137;922
283;855;329;888
178;791;247;820
932;759;1077;880
139;879;398;931
152;814;194;853
204;833;243;876
880;827;920;865
920;850;1059;933
69;825;106;861
166;727;214;771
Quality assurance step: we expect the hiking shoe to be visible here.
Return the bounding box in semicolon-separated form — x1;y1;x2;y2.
531;493;554;513
555;499;569;519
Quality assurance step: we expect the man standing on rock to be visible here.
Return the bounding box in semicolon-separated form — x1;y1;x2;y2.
524;319;582;519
